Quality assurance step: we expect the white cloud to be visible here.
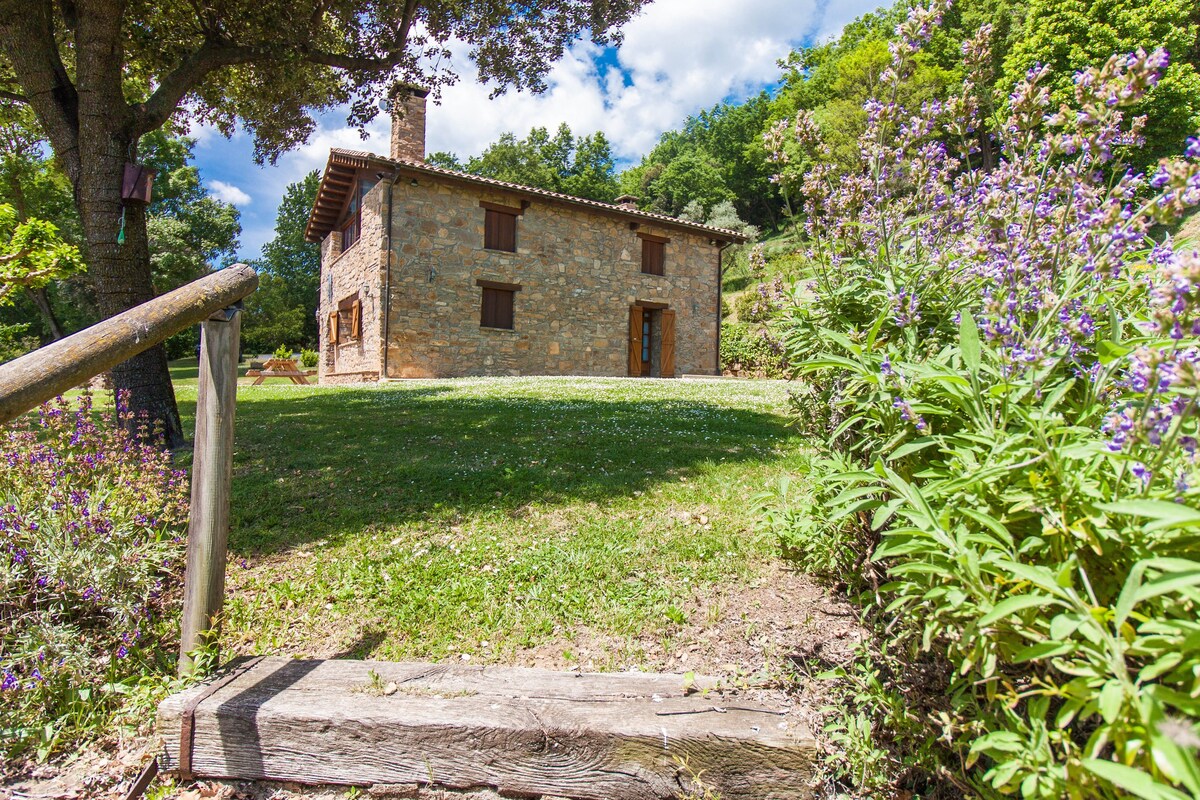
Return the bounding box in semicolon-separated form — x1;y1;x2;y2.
191;0;890;260
208;180;253;206
421;0;887;161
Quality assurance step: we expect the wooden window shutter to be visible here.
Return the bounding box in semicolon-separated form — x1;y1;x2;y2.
484;209;517;252
660;309;676;378
484;209;498;249
641;239;665;275
351;298;362;339
499;213;516;252
481;287;515;329
329;311;339;344
628;305;643;376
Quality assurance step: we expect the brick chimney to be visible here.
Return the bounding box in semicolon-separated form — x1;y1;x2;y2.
615;194;639;210
389;86;429;163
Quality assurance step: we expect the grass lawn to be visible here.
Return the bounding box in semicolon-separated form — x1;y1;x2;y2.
170;376;838;677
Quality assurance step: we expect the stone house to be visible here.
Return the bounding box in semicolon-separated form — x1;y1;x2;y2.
304;89;747;384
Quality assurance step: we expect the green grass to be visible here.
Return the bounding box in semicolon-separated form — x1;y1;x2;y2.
172;376;806;669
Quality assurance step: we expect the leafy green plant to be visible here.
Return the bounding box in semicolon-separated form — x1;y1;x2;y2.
764;4;1200;796
0;321;36;363
0;393;189;760
757;459;873;583
300;348;319;368
0;202;83;307
273;343;293;361
720;322;788;378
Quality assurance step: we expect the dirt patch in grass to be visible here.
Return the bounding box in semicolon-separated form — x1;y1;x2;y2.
520;559;862;678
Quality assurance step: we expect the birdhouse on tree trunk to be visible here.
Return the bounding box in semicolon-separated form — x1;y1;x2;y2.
122;163;156;204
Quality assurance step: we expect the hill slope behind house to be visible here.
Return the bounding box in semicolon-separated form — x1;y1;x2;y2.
1177;208;1200;245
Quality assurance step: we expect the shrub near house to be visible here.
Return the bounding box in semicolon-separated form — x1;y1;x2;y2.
763;3;1200;797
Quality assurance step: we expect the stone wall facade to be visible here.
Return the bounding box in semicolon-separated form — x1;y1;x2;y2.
317;174;723;383
383;180;721;379
317;182;386;384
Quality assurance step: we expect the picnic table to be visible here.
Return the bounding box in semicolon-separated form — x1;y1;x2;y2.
245;358;317;385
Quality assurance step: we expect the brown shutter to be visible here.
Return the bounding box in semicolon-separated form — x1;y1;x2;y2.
352;298;362;339
329;311;339;344
484;209;498;250
498;290;514;329
498;213;516;252
484;209;518;252
660;309;676;378
628;305;643;376
642;239;665;275
481;288;515;329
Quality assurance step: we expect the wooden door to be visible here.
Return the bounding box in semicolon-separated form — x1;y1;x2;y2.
628;305;643;376
661;309;676;378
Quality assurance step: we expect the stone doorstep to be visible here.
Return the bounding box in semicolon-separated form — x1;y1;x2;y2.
157;657;817;800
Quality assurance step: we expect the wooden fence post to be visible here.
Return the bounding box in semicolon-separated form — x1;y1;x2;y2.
178;307;241;677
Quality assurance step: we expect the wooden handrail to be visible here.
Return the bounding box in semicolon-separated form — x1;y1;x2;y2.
0;264;259;424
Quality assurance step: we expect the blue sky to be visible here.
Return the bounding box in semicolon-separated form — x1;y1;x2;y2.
189;0;886;261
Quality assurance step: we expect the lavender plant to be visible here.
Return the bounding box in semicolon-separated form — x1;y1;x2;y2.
763;3;1200;796
0;394;188;759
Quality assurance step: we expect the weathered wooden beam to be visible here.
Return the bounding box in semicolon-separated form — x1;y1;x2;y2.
158;657;815;800
0;264;258;424
177;308;242;677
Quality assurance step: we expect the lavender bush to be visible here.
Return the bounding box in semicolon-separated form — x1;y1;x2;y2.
762;3;1200;797
0;394;188;759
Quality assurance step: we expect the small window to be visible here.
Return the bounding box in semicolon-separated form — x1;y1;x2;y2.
335;294;361;342
484;208;518;252
338;177;375;252
480;287;515;329
341;216;360;251
641;237;666;275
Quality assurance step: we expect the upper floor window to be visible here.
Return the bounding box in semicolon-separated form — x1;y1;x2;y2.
481;201;522;252
340;215;360;251
639;233;668;275
339;177;377;252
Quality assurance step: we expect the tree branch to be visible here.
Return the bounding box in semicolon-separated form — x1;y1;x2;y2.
134;38;255;134
0;0;80;180
0;87;25;103
135;0;421;136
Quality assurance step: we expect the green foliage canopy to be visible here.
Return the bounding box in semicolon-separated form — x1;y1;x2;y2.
243;172;322;350
0;202;82;306
432;123;620;202
1003;0;1200;167
141;131;242;292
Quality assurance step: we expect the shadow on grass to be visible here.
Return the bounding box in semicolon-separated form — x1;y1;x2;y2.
179;385;795;555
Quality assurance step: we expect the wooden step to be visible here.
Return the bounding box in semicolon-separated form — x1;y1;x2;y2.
157;656;816;799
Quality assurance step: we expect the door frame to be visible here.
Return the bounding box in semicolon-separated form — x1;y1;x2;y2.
628;301;675;378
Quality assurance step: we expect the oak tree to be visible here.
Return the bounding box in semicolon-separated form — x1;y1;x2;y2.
0;0;648;444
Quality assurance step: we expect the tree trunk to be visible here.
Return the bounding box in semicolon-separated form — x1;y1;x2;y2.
68;3;184;447
25;287;66;340
75;133;184;447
